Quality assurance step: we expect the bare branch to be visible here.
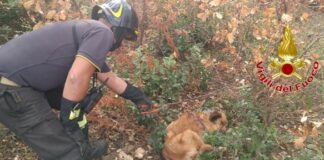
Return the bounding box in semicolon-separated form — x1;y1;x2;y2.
300;32;324;57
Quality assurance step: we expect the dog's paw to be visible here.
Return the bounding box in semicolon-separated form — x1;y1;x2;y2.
199;144;213;153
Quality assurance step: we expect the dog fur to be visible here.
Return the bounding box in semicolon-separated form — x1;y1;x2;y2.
163;109;228;160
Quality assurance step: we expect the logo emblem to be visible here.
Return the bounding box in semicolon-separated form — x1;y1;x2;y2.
270;25;305;79
108;1;123;18
255;25;320;92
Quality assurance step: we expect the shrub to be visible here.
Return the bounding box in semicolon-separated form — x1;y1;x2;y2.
200;99;278;160
132;47;188;103
0;0;32;44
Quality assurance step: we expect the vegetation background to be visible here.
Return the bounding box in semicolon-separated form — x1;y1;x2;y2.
0;0;323;159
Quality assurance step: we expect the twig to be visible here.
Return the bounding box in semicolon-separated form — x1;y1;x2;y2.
300;33;324;57
163;90;223;107
139;0;147;45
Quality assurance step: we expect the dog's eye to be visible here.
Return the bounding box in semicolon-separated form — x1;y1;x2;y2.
209;112;222;122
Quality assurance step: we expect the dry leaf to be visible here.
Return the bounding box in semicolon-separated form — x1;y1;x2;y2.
60;14;67;20
300;116;308;123
33;21;44;30
253;29;262;40
311;53;320;59
174;29;188;36
54;14;60;21
320;60;324;67
300;12;310;22
35;1;44;15
201;59;213;68
62;1;72;10
117;149;133;160
173;51;180;60
250;7;257;15
214;12;223;19
163;27;180;61
228;18;238;30
261;29;268;38
58;0;65;6
199;3;208;10
253;48;262;63
294;136;306;149
59;11;67;20
49;1;58;9
305;59;312;65
222;46;236;55
300;123;315;136
281;14;293;23
310;127;319;137
312;121;322;128
217;61;229;69
23;0;35;10
134;147;146;159
46;10;57;20
240;6;249;18
263;7;276;18
197;10;211;22
212;30;228;43
227;32;235;44
209;0;221;7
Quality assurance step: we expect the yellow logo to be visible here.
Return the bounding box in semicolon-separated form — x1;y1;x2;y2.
270;25;305;79
256;25;320;92
108;1;123;18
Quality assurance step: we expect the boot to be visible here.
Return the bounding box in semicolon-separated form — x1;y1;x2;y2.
90;139;108;159
82;125;107;158
65;127;107;160
81;139;108;160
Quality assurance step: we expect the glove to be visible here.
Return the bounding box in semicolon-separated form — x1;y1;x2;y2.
60;97;87;141
119;82;159;116
60;97;107;159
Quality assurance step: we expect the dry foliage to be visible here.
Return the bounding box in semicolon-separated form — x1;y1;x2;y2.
22;0;103;30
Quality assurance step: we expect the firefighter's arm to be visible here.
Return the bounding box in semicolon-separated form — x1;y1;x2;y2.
97;71;127;94
60;56;95;132
63;56;95;101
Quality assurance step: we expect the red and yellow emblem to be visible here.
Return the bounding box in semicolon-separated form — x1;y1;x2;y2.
270;25;305;79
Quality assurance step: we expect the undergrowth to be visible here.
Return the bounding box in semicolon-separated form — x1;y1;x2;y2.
0;0;32;44
130;44;211;104
122;0;324;158
125;43;213;155
199;97;280;160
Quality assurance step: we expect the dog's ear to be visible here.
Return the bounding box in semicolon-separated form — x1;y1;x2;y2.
209;111;222;122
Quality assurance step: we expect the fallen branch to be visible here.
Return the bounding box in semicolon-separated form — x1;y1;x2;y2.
139;0;147;45
163;90;223;107
300;32;324;57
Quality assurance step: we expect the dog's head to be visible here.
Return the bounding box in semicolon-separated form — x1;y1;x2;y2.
201;109;228;133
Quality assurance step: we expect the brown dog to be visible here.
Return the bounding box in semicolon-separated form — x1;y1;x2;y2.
163;109;228;160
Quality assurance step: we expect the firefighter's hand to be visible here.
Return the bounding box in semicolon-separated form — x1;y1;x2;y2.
135;99;160;116
60;97;80;132
119;82;159;116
